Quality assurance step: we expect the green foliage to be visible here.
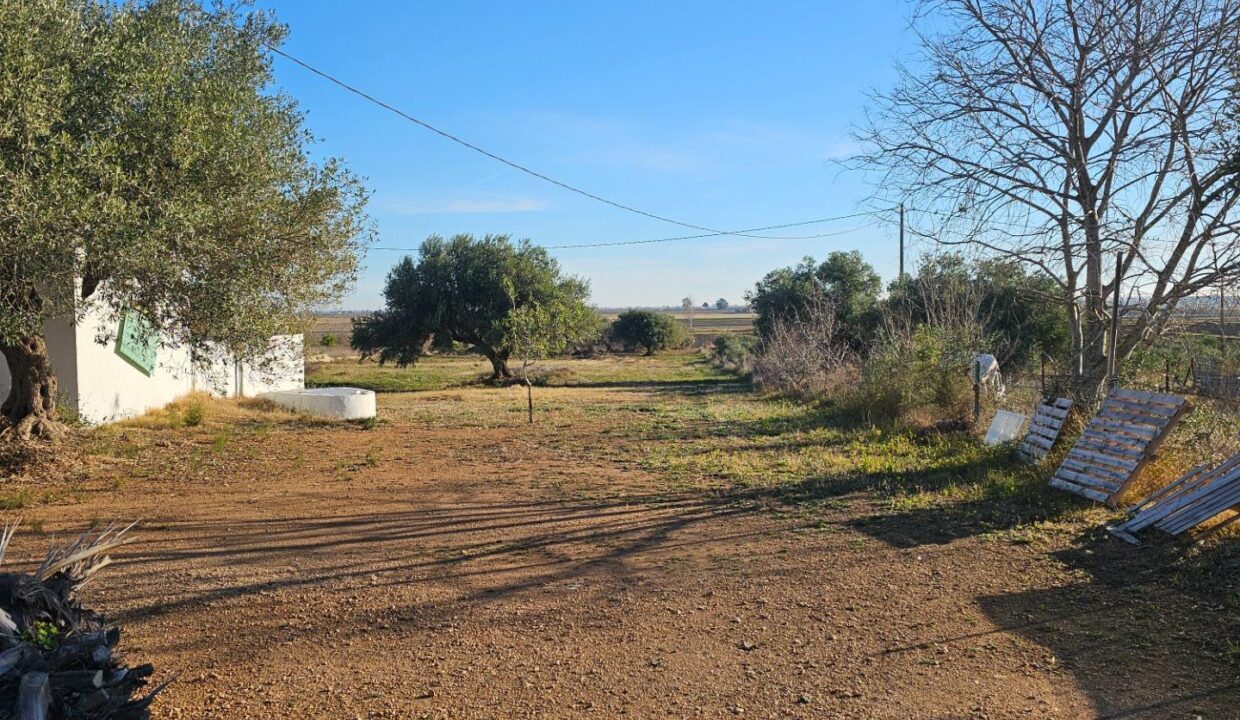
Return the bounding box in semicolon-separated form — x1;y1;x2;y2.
319;333;339;348
709;335;755;371
503;291;606;374
747;251;881;351
352;234;594;377
610;311;687;355
21;621;60;651
886;254;1066;370
182;400;205;428
0;0;371;356
715;298;730;310
850;325;976;427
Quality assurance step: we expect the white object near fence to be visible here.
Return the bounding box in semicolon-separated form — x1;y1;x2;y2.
263;387;377;420
984;410;1027;445
973;354;1005;396
1018;397;1073;461
1049;388;1188;506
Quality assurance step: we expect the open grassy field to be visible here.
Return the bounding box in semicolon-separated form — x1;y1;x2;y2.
2;352;1238;718
306;310;757;362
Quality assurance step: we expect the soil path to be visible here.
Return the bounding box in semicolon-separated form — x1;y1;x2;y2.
7;382;1238;719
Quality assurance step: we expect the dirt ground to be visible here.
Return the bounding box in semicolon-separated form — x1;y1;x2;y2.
4;364;1240;719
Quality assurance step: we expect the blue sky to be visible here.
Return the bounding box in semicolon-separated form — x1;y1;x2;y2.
255;1;915;309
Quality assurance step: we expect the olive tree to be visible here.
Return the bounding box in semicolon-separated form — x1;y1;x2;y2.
857;0;1240;392
747;251;881;353
502;288;604;422
0;0;370;440
352;234;594;379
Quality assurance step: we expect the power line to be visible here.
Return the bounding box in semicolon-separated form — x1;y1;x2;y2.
269;45;885;240
547;219;876;249
368;213;879;253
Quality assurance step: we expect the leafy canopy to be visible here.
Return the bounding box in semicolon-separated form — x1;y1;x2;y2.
747;251;881;351
610;310;686;355
352;234;595;373
0;0;371;357
502;290;605;373
886;253;1068;368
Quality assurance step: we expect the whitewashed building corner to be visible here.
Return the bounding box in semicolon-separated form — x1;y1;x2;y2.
0;295;304;425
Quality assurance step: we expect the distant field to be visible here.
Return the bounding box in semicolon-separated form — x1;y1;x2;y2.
307;351;725;393
305;314;359;359
307;310;757;358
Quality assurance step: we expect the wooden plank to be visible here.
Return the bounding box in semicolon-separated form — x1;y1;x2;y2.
1086;414;1160;436
1022;432;1053;450
1113;393;1189;504
1059;457;1130;484
1053;466;1121;492
1035;404;1070;420
1049;388;1187;506
1193;509;1240;540
1126;464;1210;516
1103;396;1181;419
1156;478;1240;534
1076;433;1146;459
18;672;49;720
1110;387;1188;408
1050;477;1112;503
1059;457;1128;485
1155;482;1240;534
1017;398;1072;466
1027;423;1060;441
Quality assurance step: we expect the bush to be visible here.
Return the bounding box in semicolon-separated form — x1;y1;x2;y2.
848;323;979;427
319;333;338;347
751;295;858;399
182;399;205;427
610;310;687;354
709;335;755;373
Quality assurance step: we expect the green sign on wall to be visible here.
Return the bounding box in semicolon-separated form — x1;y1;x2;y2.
116;311;157;376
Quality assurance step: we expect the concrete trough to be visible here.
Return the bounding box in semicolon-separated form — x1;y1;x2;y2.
263;387;376;420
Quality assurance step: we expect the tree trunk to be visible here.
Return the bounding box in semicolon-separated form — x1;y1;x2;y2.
1;332;65;441
485;351;512;380
526;377;534;424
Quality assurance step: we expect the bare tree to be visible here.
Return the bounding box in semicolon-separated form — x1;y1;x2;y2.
752;292;857;398
856;0;1240;391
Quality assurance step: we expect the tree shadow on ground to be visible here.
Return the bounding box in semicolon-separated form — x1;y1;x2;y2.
553;376;753;396
100;489;771;649
968;531;1240;718
852;469;1240;718
725;442;1079;549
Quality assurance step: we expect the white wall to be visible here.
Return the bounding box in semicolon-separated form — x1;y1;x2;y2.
236;335;305;397
1;301;305;425
73;304;200;424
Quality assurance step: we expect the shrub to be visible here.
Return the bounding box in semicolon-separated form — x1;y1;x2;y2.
319;333;338;347
610;310;687;354
751;295;857;399
709;334;755;373
182;399;205;427
849;323;980;427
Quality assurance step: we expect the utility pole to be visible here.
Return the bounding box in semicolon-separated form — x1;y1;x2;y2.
898;203;905;282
